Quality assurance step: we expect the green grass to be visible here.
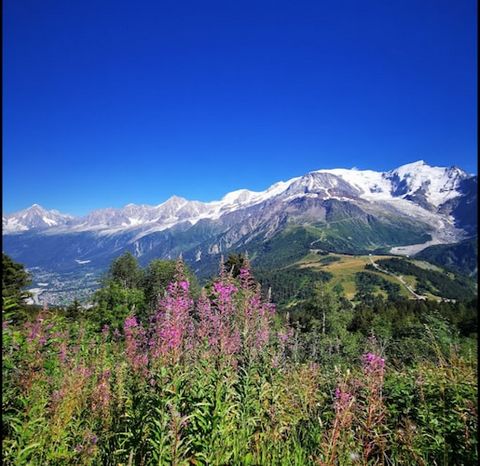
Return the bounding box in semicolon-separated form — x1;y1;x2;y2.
295;253;411;299
376;257;477;300
409;259;443;272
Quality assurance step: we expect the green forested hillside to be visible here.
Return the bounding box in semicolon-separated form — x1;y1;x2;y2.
248;218;431;271
374;257;476;300
415;237;478;277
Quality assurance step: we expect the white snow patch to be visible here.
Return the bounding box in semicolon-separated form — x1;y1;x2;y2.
42;216;57;226
316;168;393;201
388;161;466;206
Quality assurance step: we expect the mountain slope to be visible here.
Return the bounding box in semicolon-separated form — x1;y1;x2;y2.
415;237;478;278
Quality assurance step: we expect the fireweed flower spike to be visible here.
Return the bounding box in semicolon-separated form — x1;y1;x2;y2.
359;352;386;463
150;259;194;363
211;278;241;358
321;380;356;465
196;289;219;350
91;369;111;416
237;261;275;355
362;352;385;378
124;315;149;375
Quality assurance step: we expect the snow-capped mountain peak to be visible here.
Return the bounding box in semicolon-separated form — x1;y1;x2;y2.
220;189;258;206
315;168;393;200
3;204;73;233
386;161;469;206
393;159;427;171
157;195;188;208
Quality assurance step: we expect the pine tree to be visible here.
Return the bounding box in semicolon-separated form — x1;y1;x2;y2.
2;253;31;305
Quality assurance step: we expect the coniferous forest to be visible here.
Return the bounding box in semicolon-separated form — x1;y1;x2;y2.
2;252;477;465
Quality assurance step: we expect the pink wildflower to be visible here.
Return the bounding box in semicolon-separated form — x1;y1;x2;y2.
51;388;64;405
124;316;138;330
101;324;110;339
58;341;68;364
78;365;92;379
362;352;385;376
277;327;294;344
150;260;194;362
91;370;111;415
213;281;238;300
124;315;149;375
335;387;353;406
332;383;356;431
240;291;275;355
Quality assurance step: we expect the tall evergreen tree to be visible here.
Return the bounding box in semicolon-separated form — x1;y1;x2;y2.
142;259;177;311
108;252;143;289
2;253;31;305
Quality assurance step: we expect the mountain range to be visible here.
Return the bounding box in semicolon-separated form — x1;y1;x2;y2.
3;161;477;290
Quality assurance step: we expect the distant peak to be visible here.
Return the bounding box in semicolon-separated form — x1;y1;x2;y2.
26;203;49;212
221;188;255;202
389;160;433;176
448;165;467;174
396;160;427;169
157;195;188;208
166;195;187;203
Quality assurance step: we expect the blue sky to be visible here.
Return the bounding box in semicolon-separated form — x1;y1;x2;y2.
3;0;477;215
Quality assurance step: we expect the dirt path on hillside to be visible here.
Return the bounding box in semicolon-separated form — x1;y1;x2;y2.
368;255;427;300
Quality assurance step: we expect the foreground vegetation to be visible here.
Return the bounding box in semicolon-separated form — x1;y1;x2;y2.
2;253;478;465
